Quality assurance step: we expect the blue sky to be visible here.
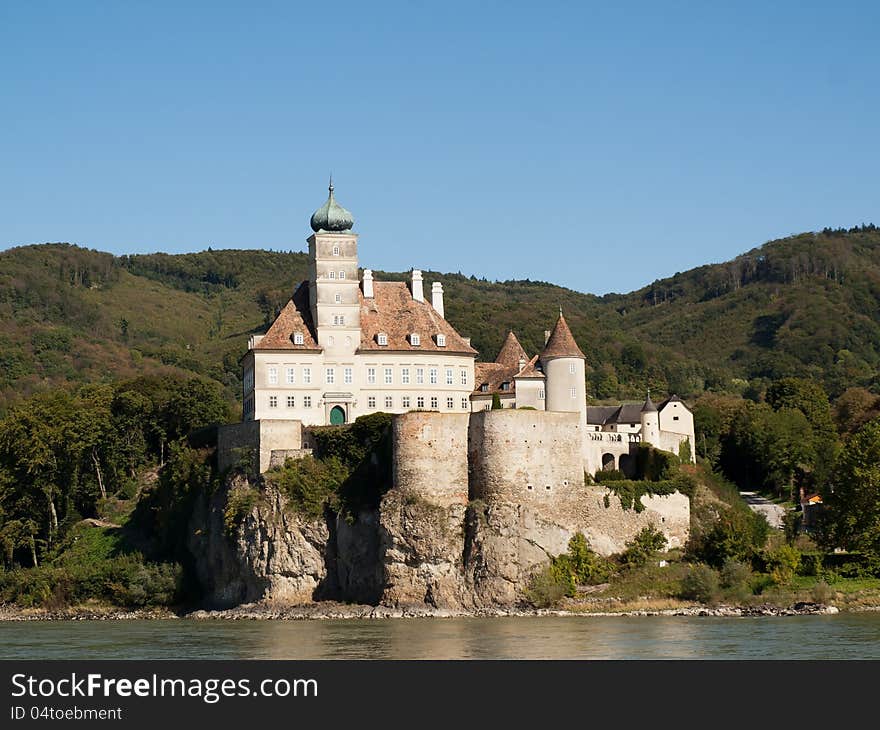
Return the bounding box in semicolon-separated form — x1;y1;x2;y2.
2;1;878;295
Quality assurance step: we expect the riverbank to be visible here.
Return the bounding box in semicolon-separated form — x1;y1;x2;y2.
0;599;842;621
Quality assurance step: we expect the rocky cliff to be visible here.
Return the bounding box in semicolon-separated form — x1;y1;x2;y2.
190;470;690;611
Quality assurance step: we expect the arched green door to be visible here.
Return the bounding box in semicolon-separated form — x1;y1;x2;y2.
329;406;346;425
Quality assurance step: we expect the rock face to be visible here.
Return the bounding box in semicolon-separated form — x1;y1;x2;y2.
189;475;335;607
193;411;691;610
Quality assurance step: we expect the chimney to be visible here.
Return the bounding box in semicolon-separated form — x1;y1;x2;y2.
411;269;424;302
462;337;471;347
363;269;374;298
431;281;444;317
518;356;526;372
544;330;551;345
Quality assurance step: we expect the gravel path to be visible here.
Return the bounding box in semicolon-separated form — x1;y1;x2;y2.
739;491;787;529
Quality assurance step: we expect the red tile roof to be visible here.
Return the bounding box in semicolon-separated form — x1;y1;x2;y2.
358;282;477;354
253;279;476;355
253;281;322;351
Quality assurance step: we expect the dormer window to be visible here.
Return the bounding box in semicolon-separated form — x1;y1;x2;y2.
501;381;511;391
377;333;388;346
436;334;446;347
480;383;489;392
410;333;421;346
332;245;340;256
293;332;304;345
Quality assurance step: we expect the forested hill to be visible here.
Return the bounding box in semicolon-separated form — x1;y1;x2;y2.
1;224;878;414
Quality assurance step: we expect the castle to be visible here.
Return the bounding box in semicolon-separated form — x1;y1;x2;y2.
219;183;696;477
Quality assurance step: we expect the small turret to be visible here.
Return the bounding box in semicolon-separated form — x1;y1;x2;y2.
640;390;660;446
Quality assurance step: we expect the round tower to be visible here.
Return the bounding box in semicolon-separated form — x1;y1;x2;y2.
639;391;660;446
539;311;587;429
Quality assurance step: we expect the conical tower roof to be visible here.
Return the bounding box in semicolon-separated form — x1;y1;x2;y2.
641;391;658;413
495;330;529;368
540;312;585;360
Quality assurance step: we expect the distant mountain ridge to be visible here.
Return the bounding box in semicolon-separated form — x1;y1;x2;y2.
1;224;878;414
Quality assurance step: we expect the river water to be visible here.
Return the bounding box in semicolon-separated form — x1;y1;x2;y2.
3;613;880;659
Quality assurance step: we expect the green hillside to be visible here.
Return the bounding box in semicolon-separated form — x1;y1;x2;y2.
1;224;878;416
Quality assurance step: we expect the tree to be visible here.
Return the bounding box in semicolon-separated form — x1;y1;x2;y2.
491;393;502;410
820;418;880;556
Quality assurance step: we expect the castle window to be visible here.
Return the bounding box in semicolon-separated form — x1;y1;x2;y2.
401;367;410;385
569;362;576;374
673;415;679;421
332;245;340;256
416;368;425;384
268;367;278;385
461;398;468;410
436;334;446;347
545;485;551;491
303;367;312;384
344;367;353;385
367;367;376;384
410;333;420;346
402;396;411;408
527;485;533;491
484;404;491;411
293;332;304;345
286;367;295;384
377;333;388;346
303;395;312;408
385;395;393;408
325;367;335;384
333;315;345;326
569;387;576;399
329;271;336;279
429;368;438;384
339;270;346;279
446;368;453;385
328;336;335;345
417;396;425;408
430;396;438;409
563;480;569;487
446;397;454;409
368;396;376;408
286;395;295;408
460;369;467;385
269;396;278;408
384;367;393;385
335;293;342;303
539;389;545;400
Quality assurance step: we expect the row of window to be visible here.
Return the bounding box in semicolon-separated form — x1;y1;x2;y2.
366;395;469;411
265;365;468;386
266;395;470;411
269;395;314;408
325;270;348;280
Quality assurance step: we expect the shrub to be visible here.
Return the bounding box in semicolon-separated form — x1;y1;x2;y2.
597;469;626;482
525;567;569;608
811;580;835;605
223;483;260;537
266;455;348;519
688;506;769;567
720;558;752;589
765;544;801;585
679;564;720;603
620;525;668;567
553;533;613;587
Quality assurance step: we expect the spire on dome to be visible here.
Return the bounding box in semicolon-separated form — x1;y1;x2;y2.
310;178;354;232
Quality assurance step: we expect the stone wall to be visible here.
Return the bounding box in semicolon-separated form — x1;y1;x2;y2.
217;419;303;474
468;409;583;507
